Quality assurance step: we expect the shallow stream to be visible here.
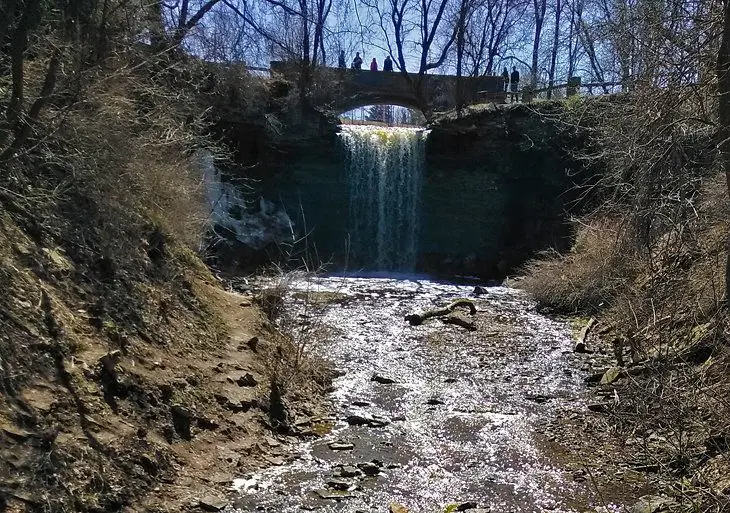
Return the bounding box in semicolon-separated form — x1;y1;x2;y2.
232;276;605;513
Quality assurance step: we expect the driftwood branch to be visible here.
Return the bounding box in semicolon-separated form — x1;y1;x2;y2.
405;298;476;326
441;315;476;331
574;317;596;353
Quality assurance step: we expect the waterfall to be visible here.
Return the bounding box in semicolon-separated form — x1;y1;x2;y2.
338;125;428;272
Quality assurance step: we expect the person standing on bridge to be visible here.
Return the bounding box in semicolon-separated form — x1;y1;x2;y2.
383;55;393;72
501;67;509;92
352;52;363;70
370;58;378;71
510;66;520;102
338;50;346;68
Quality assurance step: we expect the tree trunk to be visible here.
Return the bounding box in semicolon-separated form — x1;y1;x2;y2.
718;0;730;302
547;0;561;99
531;0;547;88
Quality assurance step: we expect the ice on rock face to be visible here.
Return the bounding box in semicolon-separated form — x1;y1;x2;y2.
200;151;294;250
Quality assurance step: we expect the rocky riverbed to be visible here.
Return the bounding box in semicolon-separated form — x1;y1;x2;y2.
230;276;654;513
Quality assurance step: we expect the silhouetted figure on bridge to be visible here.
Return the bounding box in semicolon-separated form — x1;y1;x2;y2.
510;67;520;102
338;50;346;68
352;52;363;70
370;58;378;71
383;55;393;72
502;67;509;92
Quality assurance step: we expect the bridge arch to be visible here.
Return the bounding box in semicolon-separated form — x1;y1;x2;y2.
271;62;506;114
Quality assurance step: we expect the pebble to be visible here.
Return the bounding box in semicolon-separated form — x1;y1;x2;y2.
371;373;397;384
328;441;355;451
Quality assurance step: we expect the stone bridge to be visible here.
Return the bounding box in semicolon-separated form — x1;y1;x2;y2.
270;62;506;114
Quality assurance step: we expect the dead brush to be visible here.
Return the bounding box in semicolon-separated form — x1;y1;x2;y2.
254;266;340;432
519;217;636;313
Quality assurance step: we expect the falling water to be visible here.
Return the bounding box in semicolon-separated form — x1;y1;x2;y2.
338;125;428;272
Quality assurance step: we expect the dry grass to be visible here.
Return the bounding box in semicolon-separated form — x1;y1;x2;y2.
520;217;636;313
520;125;730;508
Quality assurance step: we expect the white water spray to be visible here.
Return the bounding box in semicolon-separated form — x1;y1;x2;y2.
338;125;428;271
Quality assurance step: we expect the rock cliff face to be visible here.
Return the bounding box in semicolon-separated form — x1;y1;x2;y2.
214;101;589;279
421;102;585;277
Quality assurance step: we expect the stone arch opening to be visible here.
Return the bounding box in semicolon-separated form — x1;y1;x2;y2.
338;104;427;127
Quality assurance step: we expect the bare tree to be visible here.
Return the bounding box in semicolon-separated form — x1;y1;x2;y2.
718;0;730;299
530;0;547;87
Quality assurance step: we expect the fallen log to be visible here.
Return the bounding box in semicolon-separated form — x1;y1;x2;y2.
441;315;476;331
405;298;477;326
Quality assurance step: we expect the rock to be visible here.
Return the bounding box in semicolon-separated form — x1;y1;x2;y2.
525;394;552;404
246;336;259;352
265;436;281;448
196;415;219;431
456;502;479;511
371;373;397;384
472;286;488;295
1;425;30;441
357;461;381;476
214;391;256;412
236;372;259;387
587;403;609;413
572;469;587;482
314;489;354;499
426;398;445;405
389;503;410;513
345;414;371;426
338;465;361;478
197;495;228;511
171;404;193;440
326;479;351;491
584;371;606;384
328;441;355;451
368;415;390;428
629;495;677;513
600;366;623;385
264;455;285;466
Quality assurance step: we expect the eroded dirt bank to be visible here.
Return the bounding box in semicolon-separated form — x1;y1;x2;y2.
0;207;330;512
232;277;658;513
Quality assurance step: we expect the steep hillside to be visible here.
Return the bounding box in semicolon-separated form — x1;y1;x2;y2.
0;49;328;512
